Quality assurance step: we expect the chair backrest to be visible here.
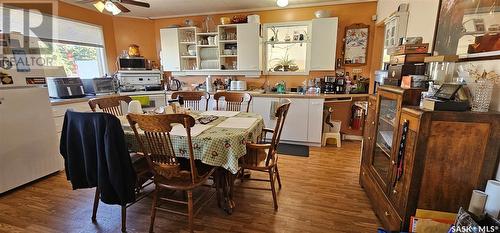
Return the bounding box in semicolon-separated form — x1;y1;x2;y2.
171;91;210;111
88;95;132;116
266;99;291;166
126;113;200;184
213;92;252;112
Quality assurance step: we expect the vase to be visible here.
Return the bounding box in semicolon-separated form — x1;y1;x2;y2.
471;79;494;112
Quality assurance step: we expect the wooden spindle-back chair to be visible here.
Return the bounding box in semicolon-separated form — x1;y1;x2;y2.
127;113;218;233
171;91;210;111
213;92;252;112
88;95;132;116
238;99;291;210
87;95;151;232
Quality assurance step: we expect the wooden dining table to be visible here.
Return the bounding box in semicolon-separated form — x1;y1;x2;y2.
119;111;265;214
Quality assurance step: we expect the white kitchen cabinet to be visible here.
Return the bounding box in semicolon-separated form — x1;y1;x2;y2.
160;28;181;71
310;18;338;70
237;23;261;71
252;97;279;132
280;98;309;142
307;99;325;143
251;96;324;146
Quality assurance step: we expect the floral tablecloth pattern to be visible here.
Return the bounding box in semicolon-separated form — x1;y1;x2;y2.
123;112;264;174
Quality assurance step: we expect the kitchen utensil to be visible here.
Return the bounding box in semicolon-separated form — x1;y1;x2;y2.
314;10;331;18
167;77;182;91
128;100;143;114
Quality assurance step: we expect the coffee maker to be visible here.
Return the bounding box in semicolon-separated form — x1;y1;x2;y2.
335;76;347;93
324;76;336;94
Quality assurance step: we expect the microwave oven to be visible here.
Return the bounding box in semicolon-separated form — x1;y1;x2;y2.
118;56;149;70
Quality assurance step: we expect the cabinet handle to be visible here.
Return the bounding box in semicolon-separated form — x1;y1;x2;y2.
391;160;396;165
367;137;371;140
393;189;397;194
384;211;390;216
371;121;375;125
363;171;366;176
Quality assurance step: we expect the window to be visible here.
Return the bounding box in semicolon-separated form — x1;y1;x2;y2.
38;41;106;79
1;6;108;78
263;22;311;75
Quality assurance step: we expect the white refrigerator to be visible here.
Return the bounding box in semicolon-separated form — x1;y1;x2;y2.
0;85;63;193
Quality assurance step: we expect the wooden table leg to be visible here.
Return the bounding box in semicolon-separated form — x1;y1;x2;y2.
217;168;236;215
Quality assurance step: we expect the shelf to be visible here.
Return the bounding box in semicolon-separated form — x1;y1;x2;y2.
220;55;237;57
375;142;391;159
219;40;237;43
180;41;196;44
197;32;218;36
218;24;237;28
181;56;197;59
379;116;396;127
265;40;310;45
197;45;218;48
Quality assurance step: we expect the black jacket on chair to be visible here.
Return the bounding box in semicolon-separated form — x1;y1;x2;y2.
60;111;136;205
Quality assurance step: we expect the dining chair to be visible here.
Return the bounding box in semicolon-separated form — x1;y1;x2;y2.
127;113;219;233
87;95;152;232
213;91;252;112
171;91;210;111
237;99;291;210
88;95;132;116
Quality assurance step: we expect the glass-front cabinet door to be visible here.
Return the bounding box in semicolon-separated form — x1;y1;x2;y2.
369;91;400;192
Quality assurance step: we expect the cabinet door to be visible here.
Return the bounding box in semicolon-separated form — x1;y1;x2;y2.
362;107;376;166
252;97;278;131
237;23;261;71
310;18;338;70
389;112;419;219
160;28;181;71
281;98;309;142
369;90;401;193
308;99;324;143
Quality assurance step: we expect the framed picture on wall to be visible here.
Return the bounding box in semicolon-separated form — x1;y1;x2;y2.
343;23;369;66
433;0;500;61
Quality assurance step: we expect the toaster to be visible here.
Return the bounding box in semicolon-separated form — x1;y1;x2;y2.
82;77;117;95
230;81;247;91
47;77;85;99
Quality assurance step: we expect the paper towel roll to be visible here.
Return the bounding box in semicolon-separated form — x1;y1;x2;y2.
468;190;487;216
485;180;500;219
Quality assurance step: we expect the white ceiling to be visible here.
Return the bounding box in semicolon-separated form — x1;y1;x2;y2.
63;0;373;19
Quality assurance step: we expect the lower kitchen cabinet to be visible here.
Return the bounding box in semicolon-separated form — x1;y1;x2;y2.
252;97;324;145
360;86;500;231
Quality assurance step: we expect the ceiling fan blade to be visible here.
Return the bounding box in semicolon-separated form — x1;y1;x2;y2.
120;0;150;8
114;2;131;12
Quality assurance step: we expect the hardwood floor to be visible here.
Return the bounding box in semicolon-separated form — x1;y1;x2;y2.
0;141;380;233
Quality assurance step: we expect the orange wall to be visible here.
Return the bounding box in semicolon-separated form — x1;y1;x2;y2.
57;1;118;72
112;17;157;62
153;2;377;89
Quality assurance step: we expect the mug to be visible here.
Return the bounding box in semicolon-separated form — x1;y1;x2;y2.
128;100;143;114
208;37;215;45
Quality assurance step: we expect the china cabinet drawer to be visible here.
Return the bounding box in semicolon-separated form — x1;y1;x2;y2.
361;167;402;231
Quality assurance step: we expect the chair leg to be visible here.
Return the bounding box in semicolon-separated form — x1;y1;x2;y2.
268;170;278;211
91;188;99;222
240;168;245;182
149;187;159;233
275;165;282;189
187;190;194;233
214;173;221;208
121;205;126;232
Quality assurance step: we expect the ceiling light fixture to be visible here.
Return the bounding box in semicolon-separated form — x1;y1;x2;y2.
94;0;122;15
277;0;288;7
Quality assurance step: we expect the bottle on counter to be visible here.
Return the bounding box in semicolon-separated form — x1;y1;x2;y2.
206;75;213;92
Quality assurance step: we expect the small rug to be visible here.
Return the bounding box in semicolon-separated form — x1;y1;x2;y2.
277;143;309;157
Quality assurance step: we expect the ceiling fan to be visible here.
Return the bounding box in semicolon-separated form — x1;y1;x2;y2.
77;0;150;15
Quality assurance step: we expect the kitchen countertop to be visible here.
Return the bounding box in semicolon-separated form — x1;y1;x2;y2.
50;91;369;106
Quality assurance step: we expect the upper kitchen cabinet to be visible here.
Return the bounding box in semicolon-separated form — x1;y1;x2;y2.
236;23;262;71
310;17;338;70
159;23;261;77
160;28;181;71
